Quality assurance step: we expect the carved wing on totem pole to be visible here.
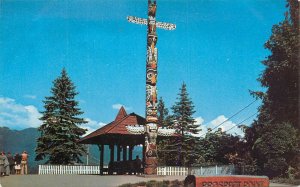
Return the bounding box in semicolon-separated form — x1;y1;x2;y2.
127;16;176;30
125;125;176;136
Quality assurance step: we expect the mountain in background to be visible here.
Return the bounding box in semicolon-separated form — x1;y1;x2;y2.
0;127;142;174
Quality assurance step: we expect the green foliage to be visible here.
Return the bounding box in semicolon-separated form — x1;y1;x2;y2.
252;0;299;129
35;68;87;164
198;129;241;165
166;83;201;167
157;97;171;128
157;97;172;165
253;123;299;178
247;0;300;178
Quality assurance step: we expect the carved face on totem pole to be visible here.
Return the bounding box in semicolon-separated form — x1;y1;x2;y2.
127;0;176;176
144;1;159;175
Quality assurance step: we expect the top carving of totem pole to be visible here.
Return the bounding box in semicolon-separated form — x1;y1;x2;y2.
127;0;176;175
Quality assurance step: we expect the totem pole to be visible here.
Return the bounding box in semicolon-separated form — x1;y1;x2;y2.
127;0;176;175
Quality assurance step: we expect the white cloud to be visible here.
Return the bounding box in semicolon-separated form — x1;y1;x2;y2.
0;97;42;129
23;95;37;99
196;115;244;137
195;117;204;125
112;103;131;111
82;118;106;135
0;97;106;135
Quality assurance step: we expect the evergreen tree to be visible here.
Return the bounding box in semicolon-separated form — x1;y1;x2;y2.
169;83;201;166
157;97;172;128
157;97;173;165
35;69;87;164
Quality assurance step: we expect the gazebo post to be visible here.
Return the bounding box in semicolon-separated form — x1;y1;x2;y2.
129;145;133;161
98;144;104;175
122;145;127;161
117;145;121;161
110;144;115;163
142;143;146;171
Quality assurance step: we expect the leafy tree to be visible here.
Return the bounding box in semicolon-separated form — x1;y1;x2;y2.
247;0;300;178
198;129;241;165
168;83;201;166
253;123;299;178
251;0;299;129
35;69;87;164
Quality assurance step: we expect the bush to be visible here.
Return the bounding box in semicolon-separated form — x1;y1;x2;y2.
264;157;288;178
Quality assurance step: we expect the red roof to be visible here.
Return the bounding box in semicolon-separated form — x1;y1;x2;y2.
79;107;145;144
114;106;127;122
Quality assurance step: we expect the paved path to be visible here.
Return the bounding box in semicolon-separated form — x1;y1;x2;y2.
0;175;185;187
0;175;298;187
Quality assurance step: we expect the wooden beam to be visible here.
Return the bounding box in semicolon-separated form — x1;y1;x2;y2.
98;144;104;175
122;146;127;161
129;145;133;161
117;145;121;161
110;145;115;163
142;143;146;171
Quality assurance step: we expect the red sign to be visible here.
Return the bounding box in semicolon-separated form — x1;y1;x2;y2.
185;175;269;187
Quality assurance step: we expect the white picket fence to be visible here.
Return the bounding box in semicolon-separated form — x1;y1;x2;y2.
38;165;234;176
156;165;234;176
38;165;108;175
157;166;188;176
189;165;235;176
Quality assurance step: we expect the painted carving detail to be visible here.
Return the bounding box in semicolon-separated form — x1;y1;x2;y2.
144;0;158;175
127;0;176;175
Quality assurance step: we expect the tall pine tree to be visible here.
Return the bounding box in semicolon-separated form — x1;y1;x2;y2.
170;83;201;166
35;69;87;164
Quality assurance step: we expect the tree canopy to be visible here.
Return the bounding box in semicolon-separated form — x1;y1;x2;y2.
248;0;300;178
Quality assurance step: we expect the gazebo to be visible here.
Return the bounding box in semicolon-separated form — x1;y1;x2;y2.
79;106;146;175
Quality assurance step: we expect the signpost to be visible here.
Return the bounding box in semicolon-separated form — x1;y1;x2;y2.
184;175;270;187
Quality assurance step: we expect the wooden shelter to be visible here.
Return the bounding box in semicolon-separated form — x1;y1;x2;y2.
79;106;146;175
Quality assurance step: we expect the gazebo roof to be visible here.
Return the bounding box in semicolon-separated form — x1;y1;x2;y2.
79;107;146;145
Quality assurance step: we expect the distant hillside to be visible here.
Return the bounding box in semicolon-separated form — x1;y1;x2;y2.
0;127;40;161
0;127;142;173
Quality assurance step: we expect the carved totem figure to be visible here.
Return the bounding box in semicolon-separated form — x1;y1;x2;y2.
127;0;176;175
144;0;158;175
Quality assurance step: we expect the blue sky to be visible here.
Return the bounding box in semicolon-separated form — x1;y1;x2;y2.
0;0;286;136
